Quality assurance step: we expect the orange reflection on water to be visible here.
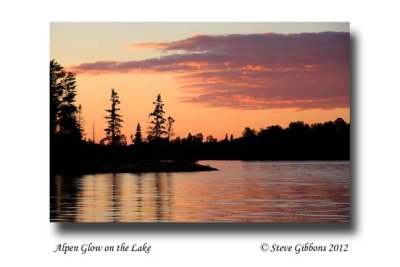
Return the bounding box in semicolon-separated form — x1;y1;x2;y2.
50;161;350;223
68;173;175;222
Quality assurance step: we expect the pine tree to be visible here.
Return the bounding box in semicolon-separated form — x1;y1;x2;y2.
102;88;125;146
148;93;167;141
77;104;85;139
50;60;64;141
134;122;142;144
50;59;82;144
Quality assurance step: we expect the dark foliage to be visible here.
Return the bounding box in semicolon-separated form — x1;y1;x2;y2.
148;94;167;141
133;122;143;145
101;88;126;146
50;59;82;145
51;117;350;174
128;118;349;161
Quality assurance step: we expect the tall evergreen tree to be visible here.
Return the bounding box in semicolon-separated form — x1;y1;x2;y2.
50;59;82;144
77;104;84;132
102;88;126;146
50;60;64;141
148;93;167;141
134;122;142;144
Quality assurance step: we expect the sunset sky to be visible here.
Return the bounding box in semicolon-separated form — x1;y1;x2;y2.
50;22;350;142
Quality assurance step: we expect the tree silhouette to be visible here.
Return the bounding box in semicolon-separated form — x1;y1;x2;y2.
102;88;126;146
50;60;63;141
167;116;175;142
242;127;256;139
206;135;217;143
223;133;229;142
193;133;203;144
148;94;167;141
50;59;82;144
77;104;85;139
186;132;193;143
134;122;143;145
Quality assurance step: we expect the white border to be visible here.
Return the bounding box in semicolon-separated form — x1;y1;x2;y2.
1;0;400;266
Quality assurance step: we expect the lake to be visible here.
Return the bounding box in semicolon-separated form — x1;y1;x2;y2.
50;161;350;223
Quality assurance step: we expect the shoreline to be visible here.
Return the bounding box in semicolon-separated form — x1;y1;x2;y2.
51;161;218;176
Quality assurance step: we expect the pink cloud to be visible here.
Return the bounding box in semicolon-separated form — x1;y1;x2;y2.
70;32;350;110
128;42;170;50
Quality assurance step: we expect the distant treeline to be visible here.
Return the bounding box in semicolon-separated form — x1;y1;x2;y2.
52;117;350;173
50;59;350;173
141;118;350;161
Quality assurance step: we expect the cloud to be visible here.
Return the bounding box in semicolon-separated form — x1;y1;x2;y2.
128;42;169;50
70;32;350;110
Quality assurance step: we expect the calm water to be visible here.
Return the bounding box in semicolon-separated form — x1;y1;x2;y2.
50;161;350;223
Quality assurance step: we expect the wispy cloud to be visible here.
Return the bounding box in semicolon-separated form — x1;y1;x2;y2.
128;42;169;50
70;32;350;110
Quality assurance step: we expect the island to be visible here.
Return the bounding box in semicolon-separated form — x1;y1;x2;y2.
51;159;218;175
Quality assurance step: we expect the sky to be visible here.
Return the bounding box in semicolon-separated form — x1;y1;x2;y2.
50;22;350;142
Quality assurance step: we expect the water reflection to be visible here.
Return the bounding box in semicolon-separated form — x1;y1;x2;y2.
50;161;350;223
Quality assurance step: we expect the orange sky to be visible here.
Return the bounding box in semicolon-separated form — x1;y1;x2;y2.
51;23;350;142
